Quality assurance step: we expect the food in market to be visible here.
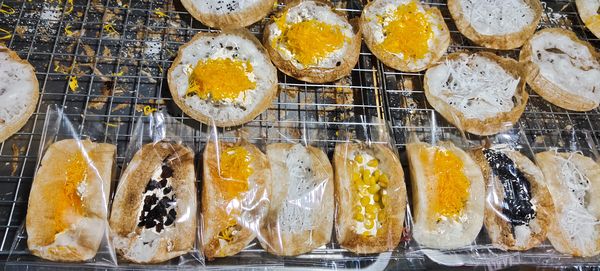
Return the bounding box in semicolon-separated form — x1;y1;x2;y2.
180;0;276;29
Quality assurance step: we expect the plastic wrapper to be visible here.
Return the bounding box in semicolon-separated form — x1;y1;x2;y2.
333;115;408;255
109;110;202;266
7;105;118;268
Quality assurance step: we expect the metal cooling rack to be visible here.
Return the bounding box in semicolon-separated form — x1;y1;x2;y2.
0;0;598;269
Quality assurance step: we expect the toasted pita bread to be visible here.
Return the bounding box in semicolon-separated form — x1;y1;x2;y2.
334;142;406;254
259;143;334;256
26;139;115;262
202;140;271;259
448;0;542;49
110;142;196;263
0;46;39;143
424;51;528;136
407;141;484;249
536;151;600;257
471;148;553;251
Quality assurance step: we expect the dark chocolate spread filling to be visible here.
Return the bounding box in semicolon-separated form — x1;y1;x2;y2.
483;149;536;228
137;159;177;233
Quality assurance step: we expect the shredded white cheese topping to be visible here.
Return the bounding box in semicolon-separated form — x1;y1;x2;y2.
460;0;534;35
555;152;600;252
529;31;600;104
426;54;519;120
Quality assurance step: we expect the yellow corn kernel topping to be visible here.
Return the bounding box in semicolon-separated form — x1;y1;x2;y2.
187;58;256;102
379;1;433;60
350;153;390;236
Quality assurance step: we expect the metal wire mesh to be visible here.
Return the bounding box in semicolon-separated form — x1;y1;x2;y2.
0;0;598;268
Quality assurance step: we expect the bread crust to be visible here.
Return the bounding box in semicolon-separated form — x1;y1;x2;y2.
333;143;406;254
575;0;600;39
260;143;334;256
181;0;276;29
360;2;450;72
262;0;361;83
448;0;542;50
519;28;600;112
407;141;484;249
167;29;278;127
0;46;39;143
110;142;196;263
202;140;271;259
424;51;529;136
471;148;553;251
26;139;115;262
536;151;600;257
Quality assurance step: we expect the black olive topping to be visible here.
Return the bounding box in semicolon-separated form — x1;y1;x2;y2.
137;162;178;233
484;149;536;231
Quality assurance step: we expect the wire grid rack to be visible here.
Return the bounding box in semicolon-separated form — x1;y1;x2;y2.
0;0;597;269
0;0;419;269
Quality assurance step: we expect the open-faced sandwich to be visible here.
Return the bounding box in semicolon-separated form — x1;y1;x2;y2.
407;140;484;249
181;0;276;29
519;28;600;112
576;0;600;39
424;52;528;136
0;46;39;143
333;142;406;254
202;140;271;259
360;0;450;72
263;0;361;83
26;139;116;262
536;151;600;257
168;29;278;127
471;147;553;251
448;0;542;50
110;142;196;263
260;143;334;256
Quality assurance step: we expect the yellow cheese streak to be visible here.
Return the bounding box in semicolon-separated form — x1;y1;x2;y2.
273;12;346;66
420;147;470;220
187;58;255;102
379;1;433;60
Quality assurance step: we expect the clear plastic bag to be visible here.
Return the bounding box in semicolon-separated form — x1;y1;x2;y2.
108;110;202;266
333;115;408;255
530;128;600;261
257;120;335;257
200;121;271;260
7;105;119;268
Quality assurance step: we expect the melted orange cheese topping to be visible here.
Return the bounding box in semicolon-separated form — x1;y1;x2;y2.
379;1;433;60
420;148;469;220
217;146;253;200
187;58;255;101
53;151;87;238
274;13;345;66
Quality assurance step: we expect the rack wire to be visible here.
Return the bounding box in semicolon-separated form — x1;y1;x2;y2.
0;0;598;269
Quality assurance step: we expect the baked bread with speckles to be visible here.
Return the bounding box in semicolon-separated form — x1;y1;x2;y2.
168;29;278;127
0;45;39;143
181;0;276;29
576;0;600;39
424;51;528;136
407;140;485;249
334;142;406;254
519;28;600;112
259;143;334;256
263;0;361;83
202;140;271;259
110;141;196;263
448;0;542;50
536;151;600;257
471;147;553;251
26;139;115;262
360;0;450;72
